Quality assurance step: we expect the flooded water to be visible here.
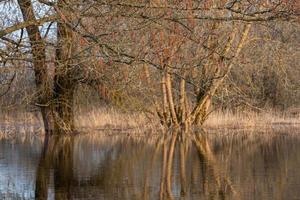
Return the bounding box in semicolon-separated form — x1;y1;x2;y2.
0;130;300;200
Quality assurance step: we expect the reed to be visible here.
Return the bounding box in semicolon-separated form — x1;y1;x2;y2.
204;110;300;130
0;108;299;137
74;107;160;133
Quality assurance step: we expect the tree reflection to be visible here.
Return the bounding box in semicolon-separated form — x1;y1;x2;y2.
157;131;239;200
35;135;74;200
34;132;239;200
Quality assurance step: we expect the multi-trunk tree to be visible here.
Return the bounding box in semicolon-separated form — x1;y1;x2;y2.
131;0;298;129
16;0;78;134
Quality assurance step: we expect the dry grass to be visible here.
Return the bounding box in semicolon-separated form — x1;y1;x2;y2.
75;107;160;133
0;110;44;139
0;107;161;137
0;108;299;138
204;110;300;130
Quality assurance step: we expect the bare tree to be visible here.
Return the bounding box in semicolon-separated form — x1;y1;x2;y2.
0;0;298;133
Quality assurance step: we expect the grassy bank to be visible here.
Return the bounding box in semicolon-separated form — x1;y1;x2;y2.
0;108;299;137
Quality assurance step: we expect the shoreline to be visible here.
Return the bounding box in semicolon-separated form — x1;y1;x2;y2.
0;109;299;138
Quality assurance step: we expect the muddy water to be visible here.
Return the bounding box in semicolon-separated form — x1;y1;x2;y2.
0;131;300;200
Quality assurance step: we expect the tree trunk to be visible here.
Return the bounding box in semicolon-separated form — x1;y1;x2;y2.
53;86;75;134
53;0;76;134
17;0;55;134
187;24;251;125
40;107;55;134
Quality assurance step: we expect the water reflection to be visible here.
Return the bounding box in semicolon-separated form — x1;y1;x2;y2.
1;130;300;199
35;135;74;200
154;131;240;200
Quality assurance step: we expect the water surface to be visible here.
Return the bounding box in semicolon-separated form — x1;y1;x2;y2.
1;130;300;200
